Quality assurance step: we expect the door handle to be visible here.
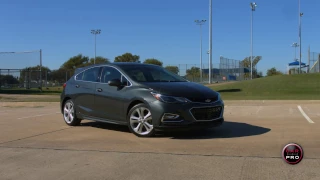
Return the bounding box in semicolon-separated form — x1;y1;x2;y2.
75;85;80;88
96;88;103;92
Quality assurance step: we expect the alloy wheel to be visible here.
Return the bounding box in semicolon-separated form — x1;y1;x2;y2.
63;101;75;124
129;107;154;136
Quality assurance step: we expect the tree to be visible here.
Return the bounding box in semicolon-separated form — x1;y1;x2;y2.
0;75;19;85
143;58;163;66
60;54;90;70
19;65;51;83
89;56;110;65
186;67;200;81
165;66;179;74
257;71;263;78
241;56;262;68
266;67;283;76
114;53;140;62
240;56;262;79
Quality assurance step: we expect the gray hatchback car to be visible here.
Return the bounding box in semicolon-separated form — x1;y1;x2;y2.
60;62;224;137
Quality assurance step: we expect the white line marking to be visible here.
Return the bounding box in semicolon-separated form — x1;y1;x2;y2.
17;112;60;119
297;105;314;124
256;106;262;114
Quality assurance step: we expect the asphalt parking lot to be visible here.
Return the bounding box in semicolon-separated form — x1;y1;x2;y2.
0;100;320;180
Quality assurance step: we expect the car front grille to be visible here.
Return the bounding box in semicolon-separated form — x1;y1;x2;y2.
188;97;218;103
190;106;222;121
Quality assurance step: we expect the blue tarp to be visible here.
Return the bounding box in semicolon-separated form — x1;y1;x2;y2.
288;61;306;66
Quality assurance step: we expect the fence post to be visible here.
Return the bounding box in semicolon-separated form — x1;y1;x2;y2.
308;46;310;73
40;49;42;91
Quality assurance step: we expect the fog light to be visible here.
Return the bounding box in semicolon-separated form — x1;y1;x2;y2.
163;113;179;119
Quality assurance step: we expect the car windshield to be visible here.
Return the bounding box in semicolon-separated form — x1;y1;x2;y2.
119;65;187;82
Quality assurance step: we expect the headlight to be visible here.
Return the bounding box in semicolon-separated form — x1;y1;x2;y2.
151;92;190;103
217;92;223;102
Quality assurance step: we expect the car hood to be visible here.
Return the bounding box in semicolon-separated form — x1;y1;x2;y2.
140;82;219;100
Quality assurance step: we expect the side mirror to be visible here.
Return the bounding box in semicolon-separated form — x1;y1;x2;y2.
108;79;122;87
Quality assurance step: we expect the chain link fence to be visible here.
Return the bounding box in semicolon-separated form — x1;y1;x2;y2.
309;52;320;73
1;56;247;90
164;57;247;83
0;69;74;90
219;56;247;81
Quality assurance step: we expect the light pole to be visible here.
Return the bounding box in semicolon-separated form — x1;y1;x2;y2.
195;19;206;83
250;2;257;80
208;0;213;84
298;0;303;74
292;42;299;61
91;29;101;64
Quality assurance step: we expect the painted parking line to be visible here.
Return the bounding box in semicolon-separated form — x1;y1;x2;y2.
17;112;61;120
297;105;315;124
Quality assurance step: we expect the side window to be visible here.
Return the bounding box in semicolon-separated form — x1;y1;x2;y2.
100;67;122;83
75;72;84;81
80;67;100;82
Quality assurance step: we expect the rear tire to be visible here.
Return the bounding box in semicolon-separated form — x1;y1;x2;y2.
127;103;155;137
63;99;81;126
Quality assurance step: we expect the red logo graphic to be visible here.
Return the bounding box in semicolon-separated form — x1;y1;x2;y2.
282;143;303;165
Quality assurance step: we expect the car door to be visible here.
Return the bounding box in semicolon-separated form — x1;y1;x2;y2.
94;66;128;122
73;66;101;117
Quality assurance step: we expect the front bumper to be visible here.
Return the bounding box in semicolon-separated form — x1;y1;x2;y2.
148;99;224;130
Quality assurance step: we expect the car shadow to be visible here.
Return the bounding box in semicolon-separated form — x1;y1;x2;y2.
80;121;271;140
80;121;131;133
217;89;241;93
156;121;271;139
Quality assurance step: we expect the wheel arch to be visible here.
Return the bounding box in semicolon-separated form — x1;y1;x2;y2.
126;98;150;116
61;97;71;113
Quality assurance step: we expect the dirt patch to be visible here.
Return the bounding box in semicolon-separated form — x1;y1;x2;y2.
0;102;59;107
0;94;59;102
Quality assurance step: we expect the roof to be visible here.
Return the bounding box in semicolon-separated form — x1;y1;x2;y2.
74;62;158;73
288;61;306;66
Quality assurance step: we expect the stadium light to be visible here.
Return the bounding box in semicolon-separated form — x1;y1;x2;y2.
250;2;257;80
194;19;206;83
91;29;101;64
291;42;299;61
208;0;213;84
298;0;303;74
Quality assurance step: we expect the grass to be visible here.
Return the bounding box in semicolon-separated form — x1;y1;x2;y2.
0;86;62;95
208;73;320;100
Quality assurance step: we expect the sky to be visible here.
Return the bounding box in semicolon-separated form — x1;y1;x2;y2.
0;0;319;75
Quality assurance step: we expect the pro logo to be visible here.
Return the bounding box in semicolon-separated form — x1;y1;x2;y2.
282;143;304;165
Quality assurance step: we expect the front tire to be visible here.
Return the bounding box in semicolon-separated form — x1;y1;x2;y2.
127;103;155;137
63;99;81;126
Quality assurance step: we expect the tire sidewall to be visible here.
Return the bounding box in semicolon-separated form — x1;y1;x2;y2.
63;99;80;126
127;103;155;137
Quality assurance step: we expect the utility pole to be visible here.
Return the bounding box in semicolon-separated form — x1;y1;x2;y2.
40;49;42;91
250;2;257;80
195;20;206;83
91;29;101;64
298;0;303;74
208;0;213;84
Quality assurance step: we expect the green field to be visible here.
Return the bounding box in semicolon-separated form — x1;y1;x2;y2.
0;86;63;95
209;73;320;100
1;73;319;101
